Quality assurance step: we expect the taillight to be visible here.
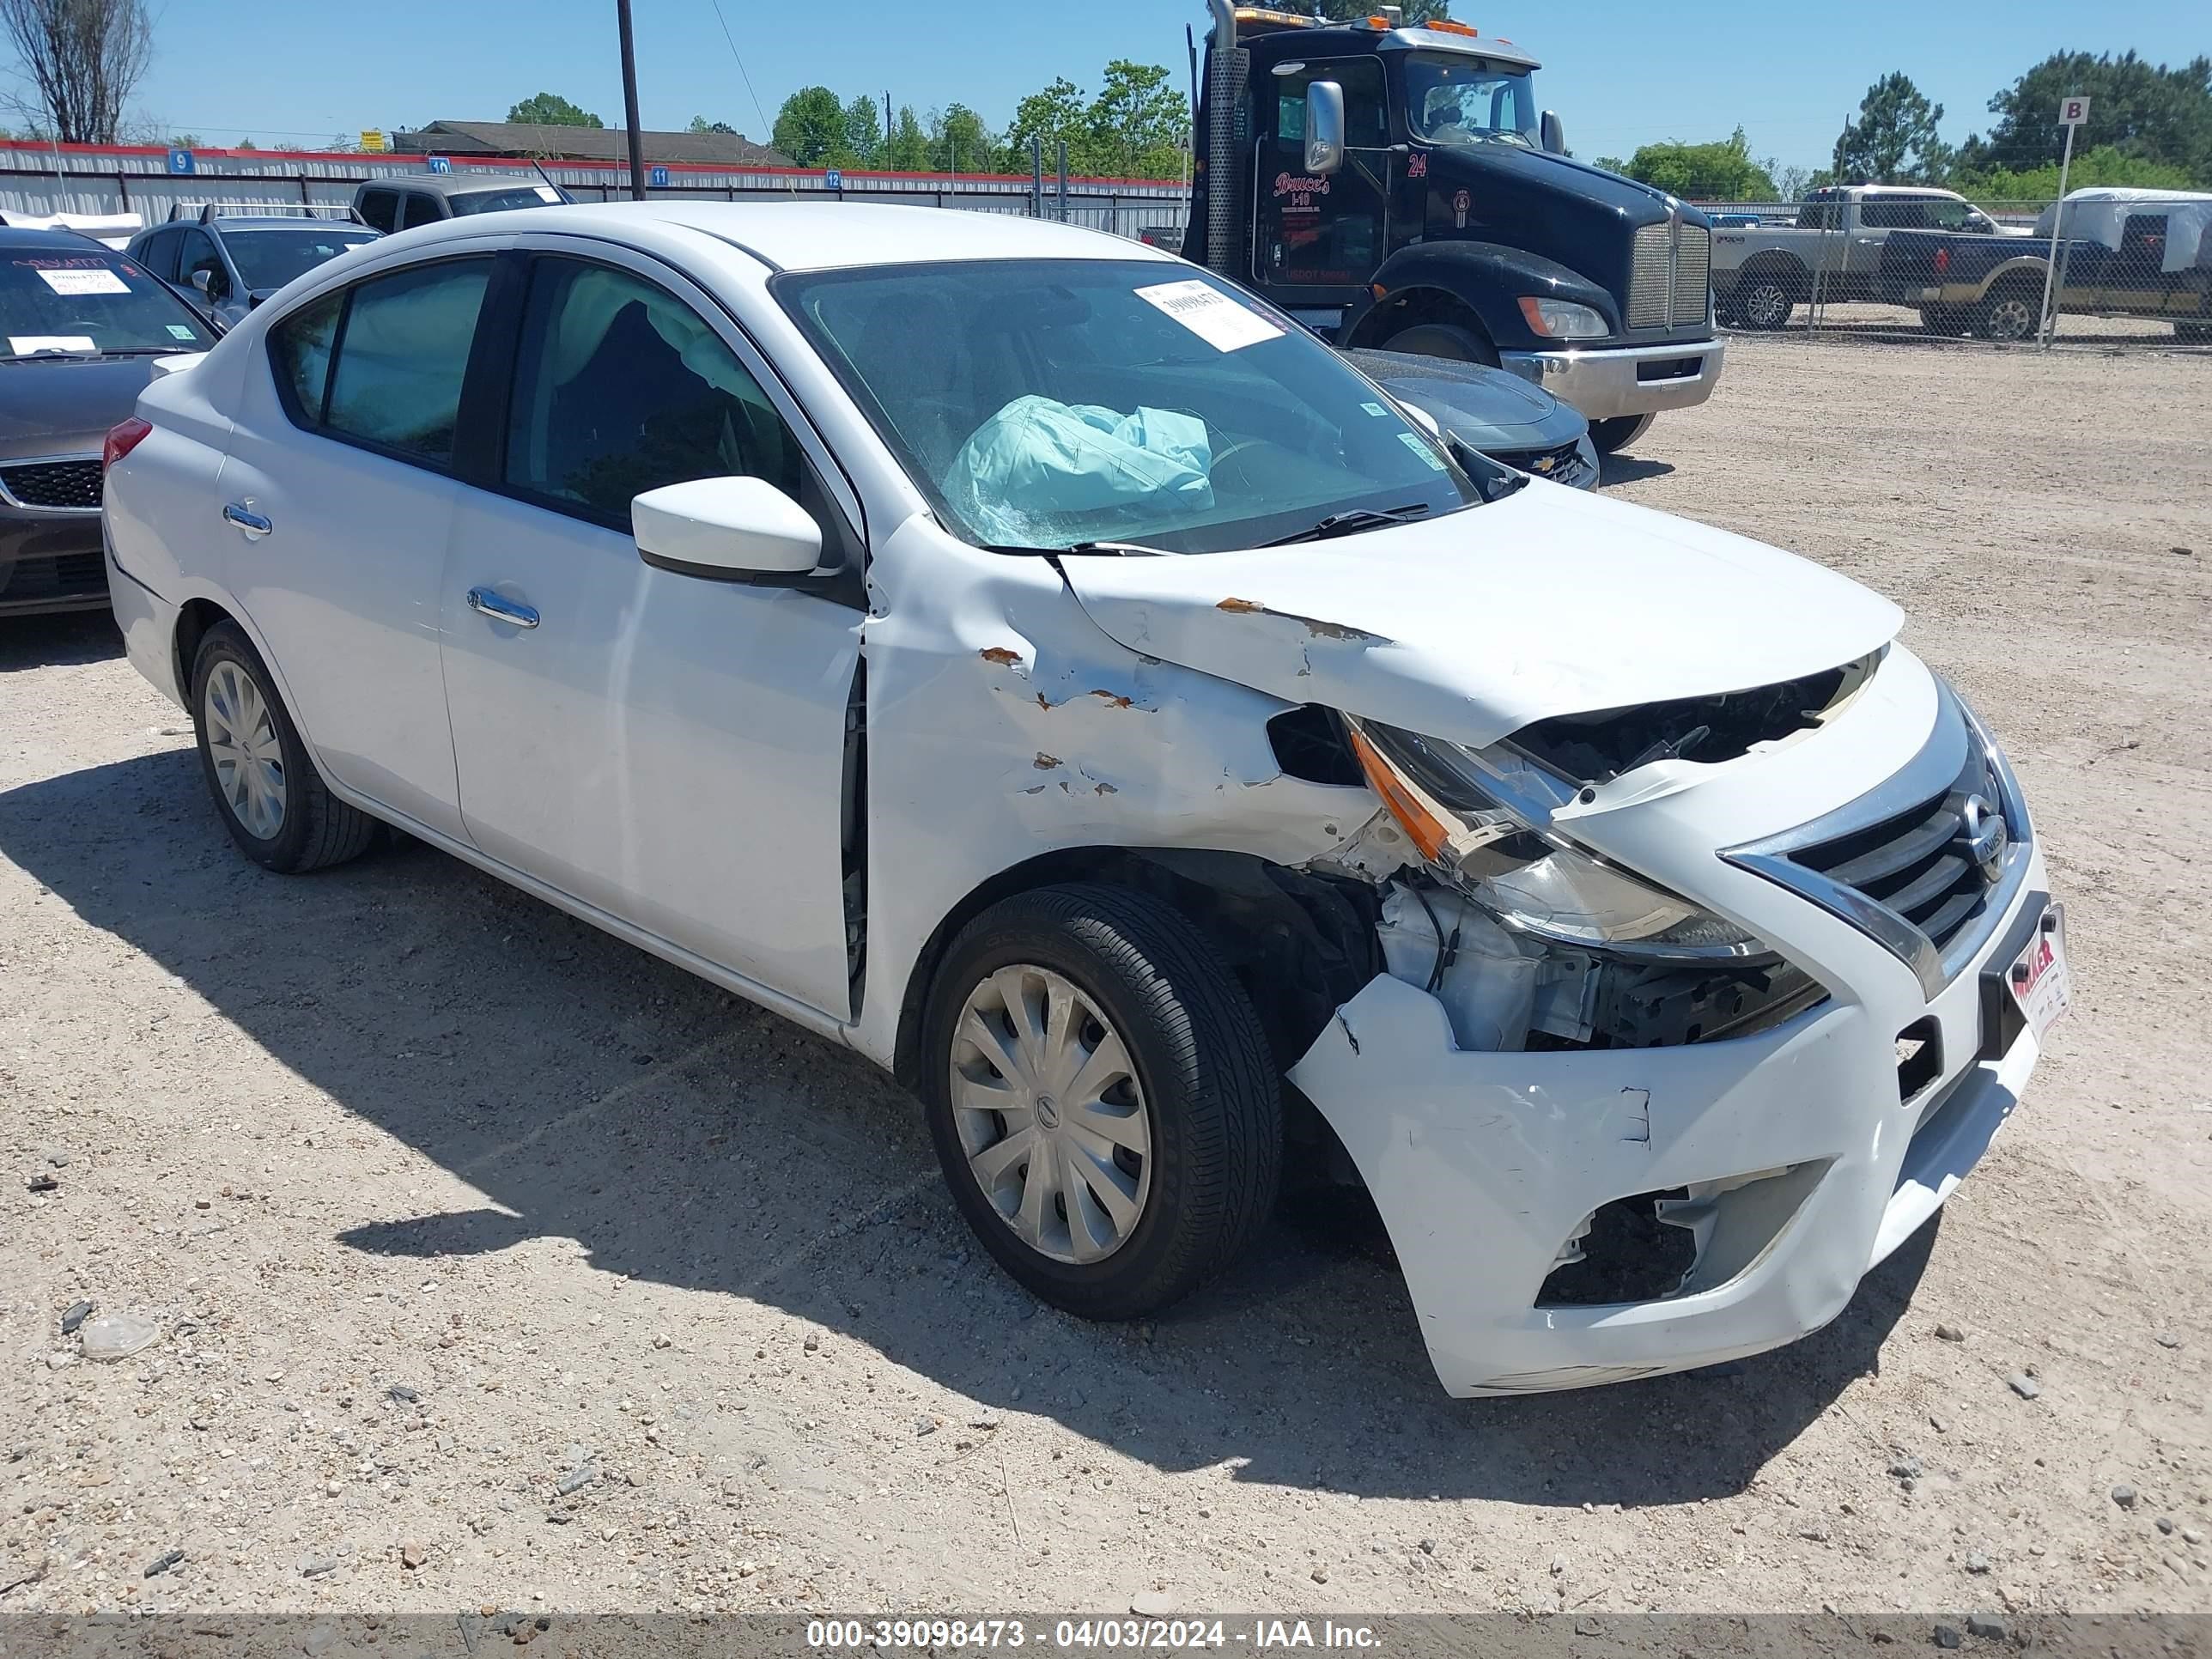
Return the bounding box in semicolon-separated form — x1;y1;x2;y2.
103;416;152;473
1933;248;1950;275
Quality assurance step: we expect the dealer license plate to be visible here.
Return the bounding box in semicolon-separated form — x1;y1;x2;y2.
2007;902;2072;1042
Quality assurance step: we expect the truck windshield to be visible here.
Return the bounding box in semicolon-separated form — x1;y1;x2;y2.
1404;54;1537;147
775;258;1482;554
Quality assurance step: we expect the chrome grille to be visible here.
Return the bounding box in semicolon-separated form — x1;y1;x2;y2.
0;456;102;512
1626;224;1671;328
1673;223;1711;325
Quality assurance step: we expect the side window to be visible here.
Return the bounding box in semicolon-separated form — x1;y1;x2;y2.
268;258;491;466
401;192;444;231
178;229;226;295
133;228;178;283
501;257;805;524
1926;198;1976;231
356;190;398;234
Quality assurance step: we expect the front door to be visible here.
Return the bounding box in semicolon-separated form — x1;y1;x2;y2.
216;255;495;842
438;249;863;1018
1255;56;1392;307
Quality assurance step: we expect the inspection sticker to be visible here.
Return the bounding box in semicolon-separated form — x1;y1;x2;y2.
167;324;198;340
37;267;129;296
1134;280;1285;352
1397;431;1447;471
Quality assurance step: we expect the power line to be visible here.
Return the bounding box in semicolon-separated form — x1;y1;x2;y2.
705;0;774;142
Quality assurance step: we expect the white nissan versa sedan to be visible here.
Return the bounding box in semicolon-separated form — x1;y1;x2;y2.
101;204;2069;1396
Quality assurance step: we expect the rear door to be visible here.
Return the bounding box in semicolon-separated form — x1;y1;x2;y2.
437;245;863;1015
215;252;497;840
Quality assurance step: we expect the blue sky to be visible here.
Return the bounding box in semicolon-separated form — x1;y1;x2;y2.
94;0;2209;173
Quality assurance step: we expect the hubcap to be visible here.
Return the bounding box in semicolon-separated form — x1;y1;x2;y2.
949;965;1151;1265
1749;283;1789;325
1990;299;2033;339
204;659;287;839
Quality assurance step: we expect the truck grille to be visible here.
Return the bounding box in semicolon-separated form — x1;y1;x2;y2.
0;456;102;512
1626;220;1711;331
1783;747;2003;956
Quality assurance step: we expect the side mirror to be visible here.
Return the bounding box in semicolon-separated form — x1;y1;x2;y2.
1540;109;1566;155
1304;81;1345;176
189;267;216;297
633;476;824;580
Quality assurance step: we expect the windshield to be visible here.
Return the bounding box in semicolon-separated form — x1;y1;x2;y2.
775;258;1481;553
1404;54;1537;146
1;247;216;358
450;185;566;216
226;227;380;290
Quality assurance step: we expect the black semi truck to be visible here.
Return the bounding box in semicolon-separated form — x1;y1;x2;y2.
1182;3;1724;453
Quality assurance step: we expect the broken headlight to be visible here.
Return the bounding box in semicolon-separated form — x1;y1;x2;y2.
1346;718;1769;961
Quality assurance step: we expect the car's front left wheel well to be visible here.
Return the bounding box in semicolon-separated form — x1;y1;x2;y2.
892;848;1382;1099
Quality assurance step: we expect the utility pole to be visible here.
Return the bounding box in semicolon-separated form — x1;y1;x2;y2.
616;0;647;201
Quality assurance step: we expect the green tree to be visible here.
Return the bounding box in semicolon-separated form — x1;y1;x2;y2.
772;86;848;165
1086;60;1188;179
1606;126;1778;198
1004;76;1094;173
507;92;603;128
928;103;994;173
878;104;929;171
1832;72;1951;184
841;94;883;166
167;131;203;149
1957;52;2212;185
1318;0;1450;20
1953;143;2197;200
688;115;736;135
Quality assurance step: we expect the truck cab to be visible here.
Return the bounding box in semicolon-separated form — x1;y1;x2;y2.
1184;3;1723;453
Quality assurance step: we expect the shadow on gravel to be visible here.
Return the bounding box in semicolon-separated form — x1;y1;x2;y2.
1597;454;1675;487
0;610;122;672
0;750;1930;1509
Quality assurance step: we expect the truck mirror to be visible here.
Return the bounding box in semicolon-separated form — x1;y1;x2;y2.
1540;110;1566;155
1304;81;1345;176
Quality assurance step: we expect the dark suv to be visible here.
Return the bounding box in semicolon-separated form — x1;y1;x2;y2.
351;173;573;233
0;228;217;617
126;206;380;330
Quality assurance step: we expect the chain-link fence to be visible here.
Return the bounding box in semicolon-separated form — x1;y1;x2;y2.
1696;191;2212;352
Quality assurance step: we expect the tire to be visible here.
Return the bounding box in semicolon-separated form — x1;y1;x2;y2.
1733;266;1801;331
921;882;1282;1322
1974;284;2040;343
1588;413;1654;456
1919;305;1971;337
1380;320;1500;368
189;620;376;874
2176;320;2212;344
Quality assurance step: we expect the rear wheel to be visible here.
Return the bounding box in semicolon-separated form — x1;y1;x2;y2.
190;621;375;873
921;883;1281;1322
1380;320;1499;368
2175;319;2212;344
1733;269;1800;331
1975;284;2041;342
1588;413;1655;456
1919;304;1971;336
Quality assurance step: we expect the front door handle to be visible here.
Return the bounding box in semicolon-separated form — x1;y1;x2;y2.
466;586;539;629
222;501;271;538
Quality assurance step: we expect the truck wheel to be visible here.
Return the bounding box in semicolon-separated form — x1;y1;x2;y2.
1588;414;1653;456
2175;320;2212;344
1735;270;1798;331
1380;321;1499;368
1919;305;1971;337
1975;285;2040;343
920;883;1282;1322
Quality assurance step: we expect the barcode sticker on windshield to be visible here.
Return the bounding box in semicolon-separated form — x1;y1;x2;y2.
1134;280;1284;352
1398;431;1447;471
37;268;128;295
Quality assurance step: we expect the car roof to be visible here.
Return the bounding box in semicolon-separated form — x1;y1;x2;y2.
359;174;557;198
213;217;379;232
396;200;1177;273
0;226;118;252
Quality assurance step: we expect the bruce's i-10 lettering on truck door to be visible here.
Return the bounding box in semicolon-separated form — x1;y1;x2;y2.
1261;58;1387;294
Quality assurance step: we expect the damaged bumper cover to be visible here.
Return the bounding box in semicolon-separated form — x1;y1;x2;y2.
1290;842;2049;1396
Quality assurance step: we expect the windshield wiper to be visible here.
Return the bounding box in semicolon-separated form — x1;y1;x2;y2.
1065;538;1177;556
1262;503;1431;546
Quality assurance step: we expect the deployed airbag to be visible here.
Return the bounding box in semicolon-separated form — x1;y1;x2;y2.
942;395;1212;546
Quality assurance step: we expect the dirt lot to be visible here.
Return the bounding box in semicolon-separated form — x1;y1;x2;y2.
3;335;2209;1623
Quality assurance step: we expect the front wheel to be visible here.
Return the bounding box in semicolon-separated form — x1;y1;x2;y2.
1588;413;1654;456
921;884;1281;1322
1379;320;1499;368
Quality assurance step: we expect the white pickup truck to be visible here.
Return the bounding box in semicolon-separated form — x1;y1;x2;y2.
1711;185;2020;330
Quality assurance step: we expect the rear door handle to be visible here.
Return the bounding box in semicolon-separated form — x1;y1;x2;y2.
466;586;539;629
222;501;271;538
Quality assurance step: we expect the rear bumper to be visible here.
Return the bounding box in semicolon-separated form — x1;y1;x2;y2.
0;509;108;616
1498;337;1726;421
104;525;185;706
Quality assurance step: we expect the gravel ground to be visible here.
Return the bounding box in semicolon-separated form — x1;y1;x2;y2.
2;335;2208;1622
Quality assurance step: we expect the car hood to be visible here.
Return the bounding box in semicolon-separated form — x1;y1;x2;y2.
1348;349;1585;451
0;356;161;458
1059;484;1901;748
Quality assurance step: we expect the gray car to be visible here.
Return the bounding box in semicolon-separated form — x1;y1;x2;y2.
0;228;218;616
1346;348;1601;489
125;208;380;330
352;173;574;234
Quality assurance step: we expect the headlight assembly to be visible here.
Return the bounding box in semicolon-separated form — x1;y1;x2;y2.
1346;717;1769;962
1516;296;1611;339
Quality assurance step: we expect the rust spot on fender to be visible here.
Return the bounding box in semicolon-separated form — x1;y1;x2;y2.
978;646;1022;665
1214;597;1385;645
1034;752;1062;769
1087;689;1134;708
1217;597;1265;614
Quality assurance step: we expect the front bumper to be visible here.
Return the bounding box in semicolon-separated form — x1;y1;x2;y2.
0;508;109;617
1498;336;1726;421
1288;657;2054;1395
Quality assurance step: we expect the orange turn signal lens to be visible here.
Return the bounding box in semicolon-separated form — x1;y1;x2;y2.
1348;726;1451;864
